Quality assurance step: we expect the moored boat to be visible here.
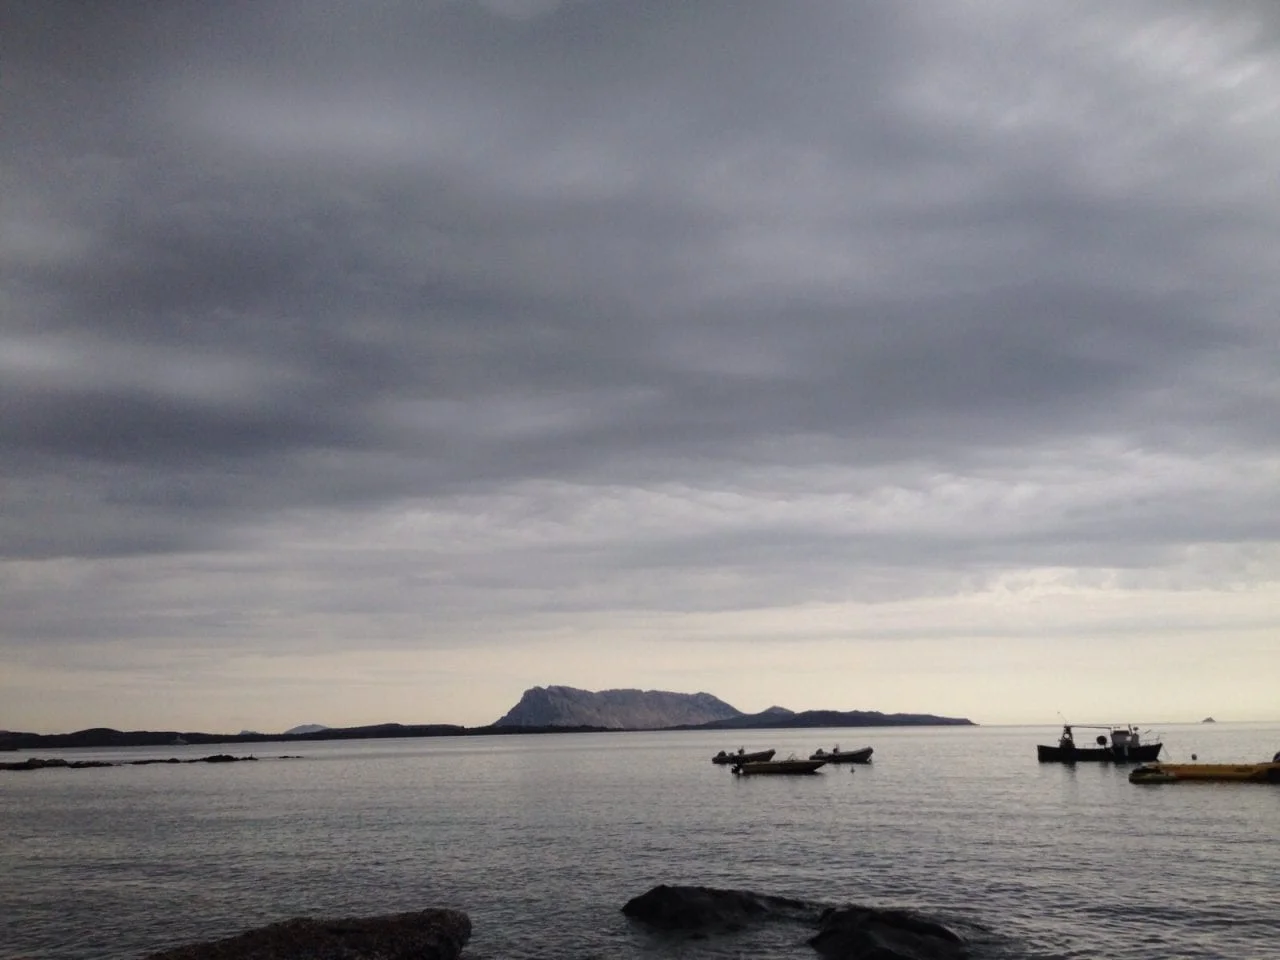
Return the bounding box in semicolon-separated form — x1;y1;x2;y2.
712;748;776;765
1037;724;1161;764
809;745;872;764
1129;761;1280;784
732;758;826;775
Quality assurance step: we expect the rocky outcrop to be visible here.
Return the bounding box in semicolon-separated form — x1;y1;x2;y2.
494;685;741;729
810;906;966;960
140;908;470;960
126;891;966;960
623;885;971;960
621;884;819;932
0;757;116;770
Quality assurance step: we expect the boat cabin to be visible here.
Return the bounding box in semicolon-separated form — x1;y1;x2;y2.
1110;727;1136;751
1058;724;1145;750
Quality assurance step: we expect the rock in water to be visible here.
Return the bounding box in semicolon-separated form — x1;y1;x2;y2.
622;884;817;932
622;886;971;958
139;909;471;960
810;905;966;960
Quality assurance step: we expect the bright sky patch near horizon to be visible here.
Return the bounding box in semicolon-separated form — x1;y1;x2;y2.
2;0;1277;735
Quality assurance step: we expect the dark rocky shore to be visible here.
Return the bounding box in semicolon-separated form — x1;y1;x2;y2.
135;885;978;960
0;754;297;771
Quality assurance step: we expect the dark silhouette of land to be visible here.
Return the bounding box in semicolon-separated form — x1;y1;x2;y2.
494;685;973;731
0;723;608;751
674;708;974;730
2;686;973;750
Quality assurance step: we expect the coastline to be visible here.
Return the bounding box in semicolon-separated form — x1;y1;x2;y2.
0;714;974;751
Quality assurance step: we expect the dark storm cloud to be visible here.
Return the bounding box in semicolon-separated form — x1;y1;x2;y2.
2;0;1277;578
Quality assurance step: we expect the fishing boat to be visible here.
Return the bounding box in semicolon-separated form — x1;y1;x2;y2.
732;757;826;775
1129;761;1280;784
1036;724;1161;764
712;748;776;765
809;745;873;764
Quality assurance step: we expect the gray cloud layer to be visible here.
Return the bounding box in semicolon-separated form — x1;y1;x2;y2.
3;1;1278;724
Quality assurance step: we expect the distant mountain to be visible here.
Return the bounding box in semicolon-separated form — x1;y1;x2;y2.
495;685;741;729
493;687;974;730
283;723;329;736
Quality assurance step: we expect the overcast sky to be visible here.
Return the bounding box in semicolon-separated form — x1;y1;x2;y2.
3;0;1278;734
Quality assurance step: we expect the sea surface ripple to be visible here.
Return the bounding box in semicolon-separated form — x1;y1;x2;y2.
2;723;1278;959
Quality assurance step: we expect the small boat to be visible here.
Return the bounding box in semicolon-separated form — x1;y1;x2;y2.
712;748;776;765
1036;724;1161;764
1129;761;1280;784
732;757;826;775
809;745;873;764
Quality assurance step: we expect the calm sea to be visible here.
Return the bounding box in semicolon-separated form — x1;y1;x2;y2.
2;723;1278;960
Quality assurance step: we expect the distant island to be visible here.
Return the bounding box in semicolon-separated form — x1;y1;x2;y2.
495;685;974;730
0;686;973;750
495;685;741;728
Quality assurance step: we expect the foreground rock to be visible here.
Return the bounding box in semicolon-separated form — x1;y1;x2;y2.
624;885;970;960
811;905;966;960
622;884;820;932
140;909;470;960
